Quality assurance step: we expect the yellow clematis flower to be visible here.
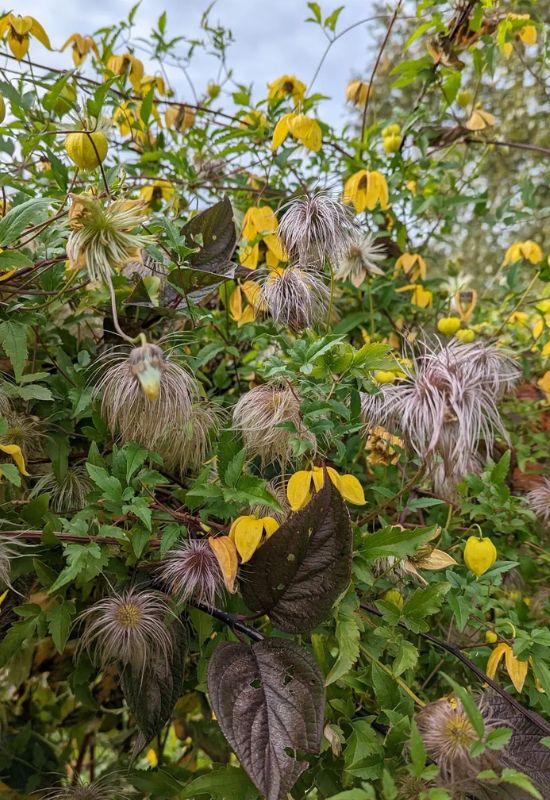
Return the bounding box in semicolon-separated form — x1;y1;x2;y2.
343;170;389;213
0;13;51;60
396;284;433;308
518;24;537;45
503;240;542;266
240;110;268;130
0;444;30;477
395;252;427;281
465;109;496;131
61;33;98;66
286;467;366;512
345;80;371;107
140;74;167;96
228;280;262;326
271;113;322;152
139;180;175;207
538;371;550;403
486;642;529;693
463;534;497;577
106;53;144;91
239;206;286;269
267;74;306;105
229;515;279;563
165;104;195;132
208;535;238;593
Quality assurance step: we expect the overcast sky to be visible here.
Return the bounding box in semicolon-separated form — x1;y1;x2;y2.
17;0;386;125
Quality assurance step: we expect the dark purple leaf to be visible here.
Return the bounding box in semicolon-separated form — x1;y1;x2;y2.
207;638;324;800
241;474;353;632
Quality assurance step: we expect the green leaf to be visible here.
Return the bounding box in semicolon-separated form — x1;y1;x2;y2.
325;592;362;685
0;320;28;381
409;720;427;776
0;617;38;667
0;198;51;245
402;583;451;633
361;526;438;561
500;769;542;799
441;673;484;737
180;767;258;800
485;727;513;750
47;600;76;653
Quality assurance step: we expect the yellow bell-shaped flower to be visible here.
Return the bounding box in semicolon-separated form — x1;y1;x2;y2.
286;467;365;512
463;534;497;577
229;515;279;563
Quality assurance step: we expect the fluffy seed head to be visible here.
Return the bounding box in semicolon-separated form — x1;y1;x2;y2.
259;265;329;332
417;698;497;790
232;383;315;467
361;340;519;494
157;538;223;606
79;587;173;676
41;774;128;800
334;233;386;286
526;478;550;526
0;411;43;462
278;192;357;267
0;539;15;589
67;194;152;282
156;401;222;475
30;464;92;512
96;343;198;452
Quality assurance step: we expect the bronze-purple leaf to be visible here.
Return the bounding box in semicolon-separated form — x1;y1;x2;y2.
241;474;353;633
121;618;189;757
207;638;325;800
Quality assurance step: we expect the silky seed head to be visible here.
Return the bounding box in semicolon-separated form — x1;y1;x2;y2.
157;538;224;606
232;383;315;467
526;478;550;525
96;344;198;452
278;192;358;268
78;587;173;676
259;265;329;332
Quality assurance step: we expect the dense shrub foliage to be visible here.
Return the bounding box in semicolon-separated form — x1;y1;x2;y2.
0;2;549;799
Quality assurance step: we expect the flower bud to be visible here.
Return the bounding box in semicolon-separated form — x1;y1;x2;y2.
374;370;397;384
456;90;472;108
464;534;497;577
437;317;461;336
65;131;108;170
207;81;221;99
383;589;404;610
383;133;401;153
485;630;498;643
345;80;370;107
455;328;475;343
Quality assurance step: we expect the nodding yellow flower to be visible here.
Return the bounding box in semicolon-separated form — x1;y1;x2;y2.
65;131;108;170
518;24;537;45
538;371;550;403
463;534;496;577
286;467;365;512
61;33;98;66
437;317;461;336
455;328;475;343
503;240;542;266
405;180;417;195
345;80;371;107
239;206;286;269
343;170;389;214
465;108;496;131
0;443;30;477
0;14;51;60
383;133;401;154
374;371;397;384
140;74;167;96
452;288;477;323
396;283;432;308
271;113;322;152
139;180;175;207
395;252;427;281
165;104;196;132
229;515;279;563
228;280;262;326
106;53;144;91
240;110;268;130
486;642;529;693
501;41;513;59
267;74;306;105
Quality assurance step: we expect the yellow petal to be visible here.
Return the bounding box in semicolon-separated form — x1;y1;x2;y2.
287;471;313;511
9;34;30;60
237;305;257;327
336;473;366;505
208;536;238;593
233;517;264;563
271;113;294;150
504;648;529;693
0;269;17;281
264;233;286;262
11;16;33;36
228;285;243;321
239;243;259;269
519;25;537;45
262;517;280;538
486;643;508;680
29;17;52;49
241;280;261;306
0;444;29;476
